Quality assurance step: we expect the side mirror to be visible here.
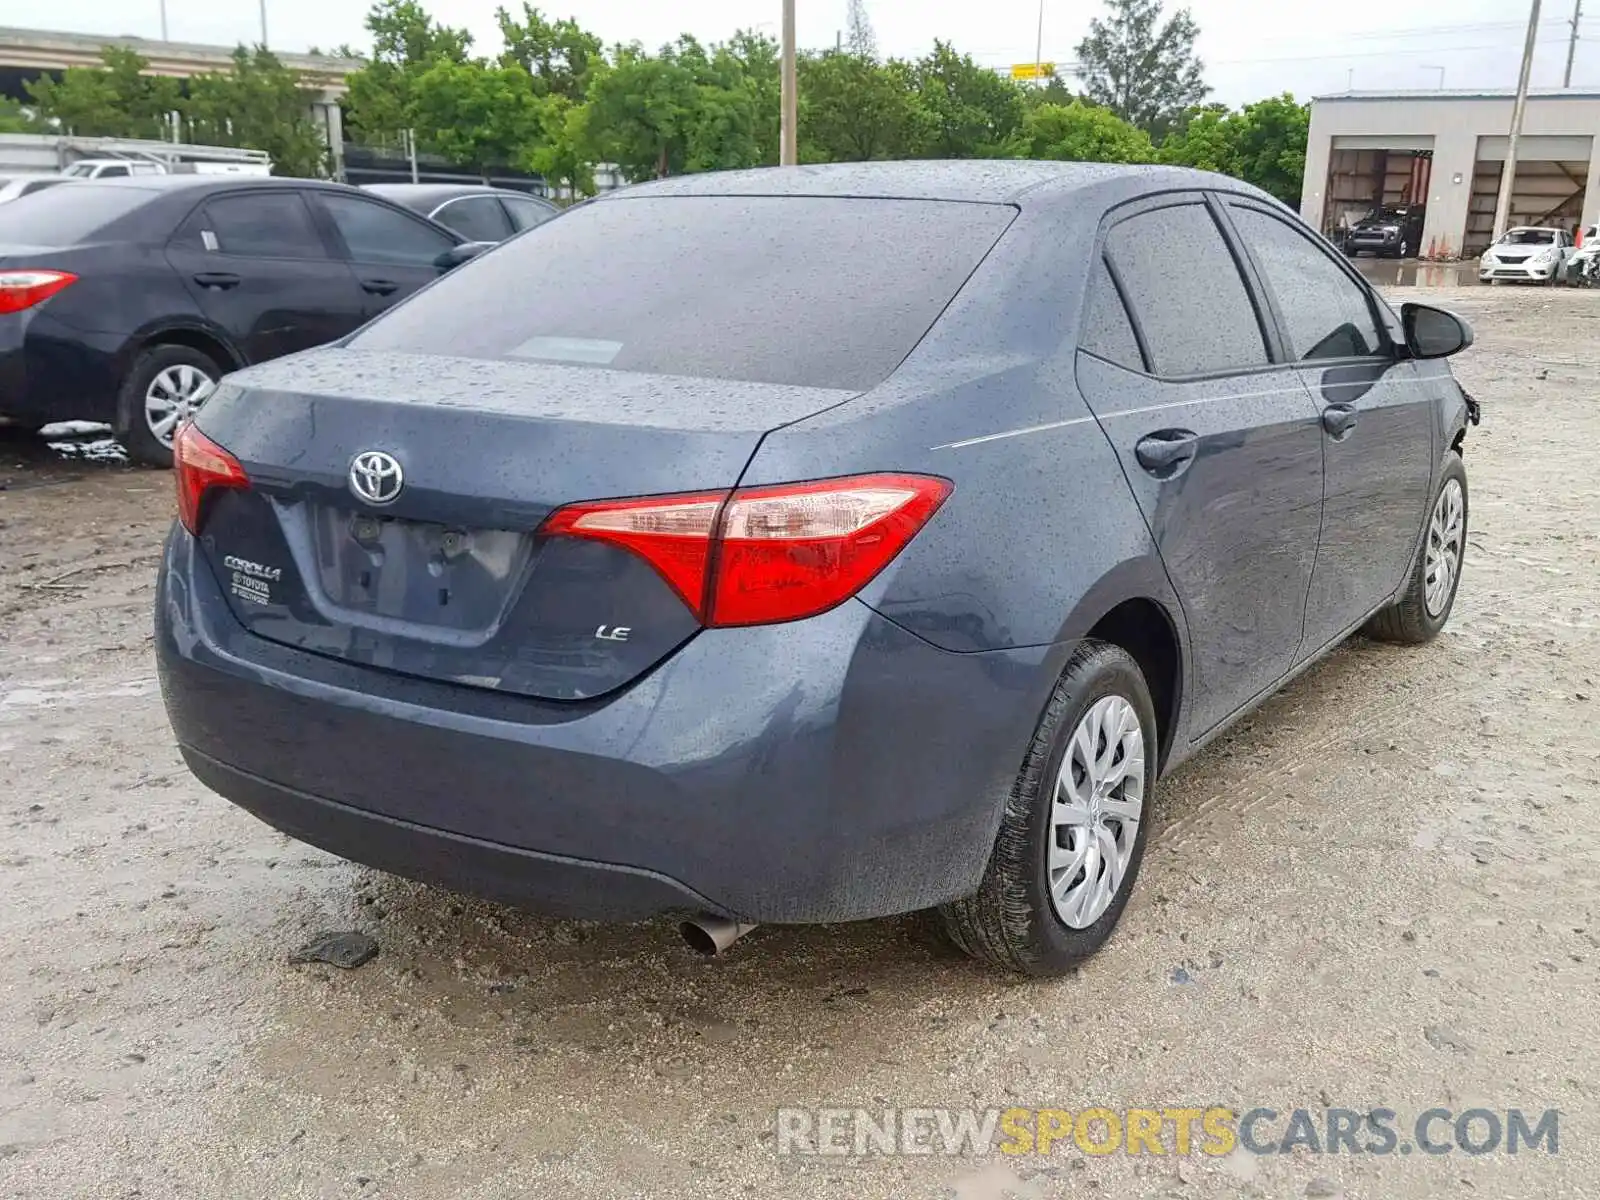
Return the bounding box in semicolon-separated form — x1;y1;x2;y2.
1402;302;1474;359
434;241;495;271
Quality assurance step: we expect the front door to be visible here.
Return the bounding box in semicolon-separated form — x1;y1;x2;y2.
165;189;368;364
1076;197;1325;737
1220;200;1437;653
309;192;460;320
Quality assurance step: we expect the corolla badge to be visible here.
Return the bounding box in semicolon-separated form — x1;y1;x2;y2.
348;450;404;506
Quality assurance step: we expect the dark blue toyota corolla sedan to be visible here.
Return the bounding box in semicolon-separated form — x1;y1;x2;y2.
156;162;1477;975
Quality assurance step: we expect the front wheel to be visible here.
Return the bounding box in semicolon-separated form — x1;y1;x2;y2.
117;344;223;468
937;641;1157;977
1365;454;1468;644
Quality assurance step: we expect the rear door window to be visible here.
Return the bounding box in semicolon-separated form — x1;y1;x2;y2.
434;196;512;241
1105;203;1269;378
198;191;328;259
347;195;1016;391
1228;204;1387;361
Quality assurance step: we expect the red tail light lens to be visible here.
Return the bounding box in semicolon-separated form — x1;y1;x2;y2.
0;270;77;315
173;422;249;534
541;473;952;627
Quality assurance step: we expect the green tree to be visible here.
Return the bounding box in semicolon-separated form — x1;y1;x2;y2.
410;58;543;180
722;30;781;165
1155;102;1231;171
528;93;594;196
1076;0;1207;135
27;47;182;139
341;0;474;142
798;52;927;162
1020;100;1154;163
583;37;762;180
845;0;877;60
1225;93;1309;204
911;41;1025;158
495;4;602;101
183;48;330;177
0;97;38;133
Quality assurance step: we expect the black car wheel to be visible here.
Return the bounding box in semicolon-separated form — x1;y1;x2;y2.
117;344;223;468
1365;454;1468;645
937;641;1157;977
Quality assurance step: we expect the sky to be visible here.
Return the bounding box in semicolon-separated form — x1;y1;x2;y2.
1;0;1595;105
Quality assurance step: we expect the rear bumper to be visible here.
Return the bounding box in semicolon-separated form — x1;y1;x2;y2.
0;313;122;425
156;526;1057;922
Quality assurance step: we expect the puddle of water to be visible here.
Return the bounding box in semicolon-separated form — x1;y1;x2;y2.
1355;258;1485;288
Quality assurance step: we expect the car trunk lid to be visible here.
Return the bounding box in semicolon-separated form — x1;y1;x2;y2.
191;347;856;701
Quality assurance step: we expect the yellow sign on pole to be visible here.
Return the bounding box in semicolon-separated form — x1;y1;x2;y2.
1011;62;1055;81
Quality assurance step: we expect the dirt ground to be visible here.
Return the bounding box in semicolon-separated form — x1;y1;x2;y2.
1;288;1597;1200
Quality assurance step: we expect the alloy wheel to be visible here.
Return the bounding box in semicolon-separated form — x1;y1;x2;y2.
1048;695;1145;929
144;364;217;447
1424;478;1465;616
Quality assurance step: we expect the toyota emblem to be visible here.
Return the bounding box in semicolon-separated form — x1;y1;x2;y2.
348;450;404;506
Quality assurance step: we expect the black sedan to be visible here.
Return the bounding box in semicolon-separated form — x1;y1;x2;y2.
362;184;559;242
0;176;487;465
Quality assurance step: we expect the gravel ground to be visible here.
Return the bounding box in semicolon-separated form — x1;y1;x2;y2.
1;288;1597;1200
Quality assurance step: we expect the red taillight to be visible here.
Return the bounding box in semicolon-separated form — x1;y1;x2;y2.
0;270;77;315
541;473;952;627
173;422;249;534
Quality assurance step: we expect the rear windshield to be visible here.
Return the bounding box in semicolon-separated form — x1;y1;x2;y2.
0;184;154;243
348;195;1015;390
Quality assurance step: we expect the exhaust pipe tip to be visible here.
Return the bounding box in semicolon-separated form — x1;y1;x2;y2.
679;914;758;957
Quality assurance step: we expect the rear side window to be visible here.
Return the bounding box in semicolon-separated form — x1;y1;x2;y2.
318;194;457;266
202;191;327;259
434;196;512;241
504;195;557;231
1229;205;1386;361
1078;257;1144;371
0;184;155;243
1105;204;1268;377
348;195;1016;391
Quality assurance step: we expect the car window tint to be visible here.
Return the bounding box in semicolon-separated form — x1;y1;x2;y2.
1229;205;1385;361
504;195;557;231
348;195;1016;391
203;191;327;259
320;194;456;266
1079;257;1144;371
1105;204;1267;377
96;165;129;177
435;196;511;241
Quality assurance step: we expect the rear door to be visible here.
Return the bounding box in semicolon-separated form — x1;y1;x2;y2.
310;191;459;318
165;189;368;364
1220;199;1436;654
1075;195;1325;737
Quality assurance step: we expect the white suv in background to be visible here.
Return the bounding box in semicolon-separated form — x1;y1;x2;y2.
1479;226;1572;284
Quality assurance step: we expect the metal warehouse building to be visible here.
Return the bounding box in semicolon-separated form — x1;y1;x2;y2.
1299;90;1600;260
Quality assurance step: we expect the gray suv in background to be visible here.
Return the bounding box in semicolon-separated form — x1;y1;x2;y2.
155;162;1476;976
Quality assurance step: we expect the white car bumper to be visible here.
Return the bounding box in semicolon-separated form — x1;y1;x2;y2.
1480;258;1560;281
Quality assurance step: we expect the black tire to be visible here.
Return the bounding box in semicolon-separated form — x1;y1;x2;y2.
116;343;224;468
1398;240;1411;260
937;640;1158;977
1364;453;1468;644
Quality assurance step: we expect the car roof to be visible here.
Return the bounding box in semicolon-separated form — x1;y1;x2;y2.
607;160;1264;207
365;183;552;205
52;175;362;196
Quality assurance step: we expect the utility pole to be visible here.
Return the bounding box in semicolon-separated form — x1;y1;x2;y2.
1564;0;1584;87
158;0;168;40
1493;0;1542;241
780;0;797;165
259;0;269;47
1035;0;1046;87
1422;64;1446;89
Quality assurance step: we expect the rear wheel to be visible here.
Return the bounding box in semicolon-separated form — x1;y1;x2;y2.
937;641;1157;977
117;344;222;468
1365;453;1467;644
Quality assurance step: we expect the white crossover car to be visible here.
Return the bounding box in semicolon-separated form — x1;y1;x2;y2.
1479;227;1573;284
